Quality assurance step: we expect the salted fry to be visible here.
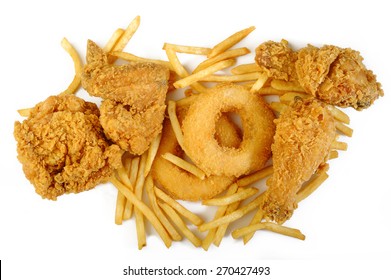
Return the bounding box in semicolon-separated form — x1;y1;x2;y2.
123;156;140;220
167;100;184;149
243;208;264;244
165;48;206;93
199;194;264;232
103;28;125;52
59;38;82;96
145;175;182;241
134;153;148;249
202;187;258;206
250;72;269;93
110;177;172;248
232;222;305;240
237;165;273;187
173;59;236;88
213;198;241;246
335;122;353;137
193;47;250;73
162;152;206;180
231;63;261;75
144;133;162;177
154;187;204;226
199;72;259;83
297;169;329;203
202;184;238;251
163;43;211;55
208;26;255;58
111;15;140;53
159;201;202;247
110;51;174;71
271;79;306;92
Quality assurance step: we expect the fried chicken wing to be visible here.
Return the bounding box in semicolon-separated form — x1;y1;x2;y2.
81;40;169;155
14;95;123;200
262;98;336;224
255;39;297;81
296;45;383;110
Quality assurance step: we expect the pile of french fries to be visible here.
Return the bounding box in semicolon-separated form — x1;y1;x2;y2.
23;16;352;250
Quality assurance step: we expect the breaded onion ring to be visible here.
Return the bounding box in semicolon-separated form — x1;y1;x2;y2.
151;107;241;201
182;84;275;177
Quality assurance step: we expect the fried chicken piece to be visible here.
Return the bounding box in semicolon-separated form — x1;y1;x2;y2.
81;40;169;110
99;99;165;155
296;45;384;110
14;95;123;200
262;98;336;224
255;39;297;81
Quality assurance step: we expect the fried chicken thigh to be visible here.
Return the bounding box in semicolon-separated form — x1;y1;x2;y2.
262;98;336;224
14;95;123;200
81;40;169;154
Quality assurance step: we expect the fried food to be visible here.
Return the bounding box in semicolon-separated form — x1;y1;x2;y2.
255;40;297;81
182;83;275;177
14;95;123;200
262;98;336;224
99;99;165;155
81;40;169;154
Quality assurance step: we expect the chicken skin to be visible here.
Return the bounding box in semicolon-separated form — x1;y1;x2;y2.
255;41;383;110
262;98;336;224
81;40;169;155
14;95;123;200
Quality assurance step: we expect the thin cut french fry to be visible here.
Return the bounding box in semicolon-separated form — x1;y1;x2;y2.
144;133;162;177
232;222;305;240
208;26;255;58
110;177;172;248
162;152;206;180
111;15;140;53
271;79;305;92
297;169;329;203
193;47;250;73
59;38;82;96
198;194;264;232
335;122;353;137
270;102;289;114
145;175;182;241
231;63;261;75
110;51;174;71
327;105;350;124
163;43;211;55
159;201;202;247
103;28;125;53
134;153;147;249
237;165;273;187
17;108;32;117
331;140;348;151
243;207;264;244
165;48;206;93
257;86;287;95
250;72;269;93
329;150;339;159
199;72;259;83
213;198;241;246
173;59;236;88
202;187;258;206
154;187;204;226
201;183;238;251
167;101;184;149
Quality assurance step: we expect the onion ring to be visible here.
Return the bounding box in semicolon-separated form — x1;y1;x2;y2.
182;83;275;177
151;106;241;201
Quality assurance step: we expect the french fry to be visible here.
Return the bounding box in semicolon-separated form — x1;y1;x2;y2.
243;207;264;244
144;133;162;177
110;51;174;71
279;92;312;104
256;86;287;96
123;156;140;220
270;79;305;92
167;100;184;149
331;140;348;151
250;72;269;93
208;26;255;58
110;177;172;248
213;197;241;246
296;168;329;203
232;222;305;240
231;63;261;75
17;108;32;117
199;72;259;83
193;47;250;73
198;194;264;232
163;43;211;55
202;187;258;206
154;187;204;226
115;167;134;225
329;150;339;159
270;102;289;114
111;15;140;53
327;105;350;124
159;201;202;247
335;122;353;137
173;59;236;88
165;48;206;93
134;153;148;249
201;183;238;251
145;175;182;241
237;165;273;187
162;152;206;180
103;28;125;53
59;38;82;96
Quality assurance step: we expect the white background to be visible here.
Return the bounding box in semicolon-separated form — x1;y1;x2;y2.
1;0;390;279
